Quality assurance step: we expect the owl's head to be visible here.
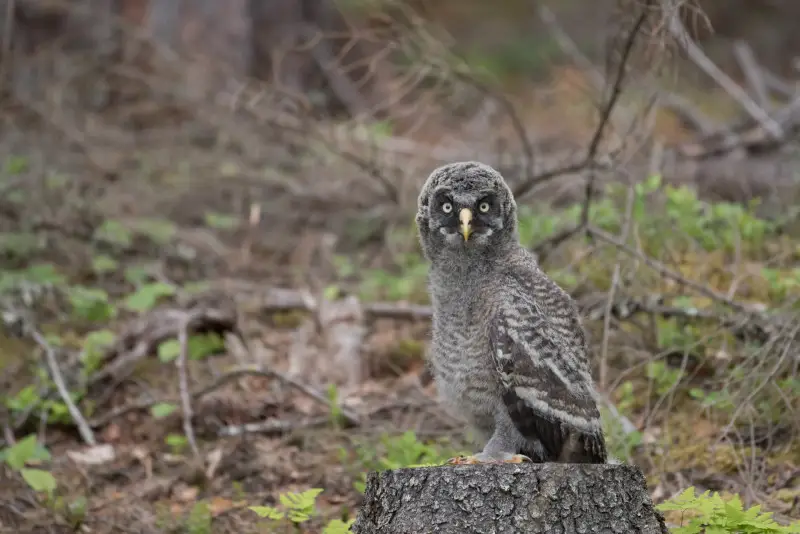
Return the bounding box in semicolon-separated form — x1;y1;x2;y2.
416;161;518;260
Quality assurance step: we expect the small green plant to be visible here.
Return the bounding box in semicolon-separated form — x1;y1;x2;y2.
156;333;225;363
151;402;178;419
0;434;58;497
165;433;188;454
123;281;176;312
345;430;461;493
185;501;212;534
81;329;116;376
327;384;346;430
249;488;354;533
67;286;117;322
600;406;643;461
93;219;134;249
204;212;240;230
657;487;800;533
646;361;685;398
250;488;323;524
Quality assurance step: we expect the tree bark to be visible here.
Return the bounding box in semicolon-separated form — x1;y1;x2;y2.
352;463;669;534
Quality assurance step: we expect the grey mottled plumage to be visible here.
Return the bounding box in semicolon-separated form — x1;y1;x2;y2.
416;161;607;464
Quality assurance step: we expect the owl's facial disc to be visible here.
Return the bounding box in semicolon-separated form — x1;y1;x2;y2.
459;208;473;241
430;189;502;248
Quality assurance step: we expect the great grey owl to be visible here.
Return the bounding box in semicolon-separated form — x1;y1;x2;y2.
416;161;607;464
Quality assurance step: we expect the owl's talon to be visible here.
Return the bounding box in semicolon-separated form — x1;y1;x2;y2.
446;456;478;465
445;453;532;465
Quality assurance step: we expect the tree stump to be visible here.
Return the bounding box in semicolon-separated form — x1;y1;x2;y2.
352;463;669;534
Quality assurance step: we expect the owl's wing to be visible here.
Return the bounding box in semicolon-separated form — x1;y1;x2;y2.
489;301;607;463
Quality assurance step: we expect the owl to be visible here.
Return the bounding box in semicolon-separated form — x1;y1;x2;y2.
416;161;607;464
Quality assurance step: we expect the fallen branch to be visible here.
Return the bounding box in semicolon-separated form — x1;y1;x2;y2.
217;415;331;438
90;294;239;387
663;1;782;140
30;330;96;446
732;40;770;110
227;281;778;345
89;363;361;429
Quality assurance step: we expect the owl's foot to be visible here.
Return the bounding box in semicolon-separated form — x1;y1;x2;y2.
446;452;532;465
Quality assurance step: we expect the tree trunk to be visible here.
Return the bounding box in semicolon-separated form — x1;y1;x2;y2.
352;463;669;534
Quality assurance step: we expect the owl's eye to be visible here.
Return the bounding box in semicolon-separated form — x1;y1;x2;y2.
478;202;491;213
442;202;453;214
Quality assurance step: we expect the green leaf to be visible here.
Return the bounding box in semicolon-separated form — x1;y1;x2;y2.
4;155;29;174
124;282;176;312
183;281;212;295
84;329;116;350
151;402;177;419
323;518;355;534
248;506;284;520
0;232;43;257
4;434;39;470
94;219;133;248
124;265;153;286
188;333;225;360
91;254;119;274
287;510;311;523
204;212;240;230
21;263;67;286
157;339;180;363
165;433;187;452
45;171;69;190
186;501;212;534
323;285;341;301
277;488;322;523
68;286;116;322
130;218;177;245
20;468;57;494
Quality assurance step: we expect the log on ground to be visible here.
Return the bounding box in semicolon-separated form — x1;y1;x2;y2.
352;462;669;534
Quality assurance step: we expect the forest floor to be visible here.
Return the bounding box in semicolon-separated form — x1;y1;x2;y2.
1;61;800;534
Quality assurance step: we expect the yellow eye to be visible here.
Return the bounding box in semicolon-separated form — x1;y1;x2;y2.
442;202;453;213
479;202;490;213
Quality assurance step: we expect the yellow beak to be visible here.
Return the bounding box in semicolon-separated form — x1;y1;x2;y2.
459;208;473;241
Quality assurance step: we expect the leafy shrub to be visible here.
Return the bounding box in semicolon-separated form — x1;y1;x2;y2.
658;487;800;533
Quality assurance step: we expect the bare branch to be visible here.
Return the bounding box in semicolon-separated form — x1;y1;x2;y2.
732;40;770;109
513;3;651;200
176;315;200;461
30;330;96;446
599;177;637;390
663;1;783;139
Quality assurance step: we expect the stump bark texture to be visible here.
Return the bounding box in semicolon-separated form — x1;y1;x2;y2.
352;463;669;534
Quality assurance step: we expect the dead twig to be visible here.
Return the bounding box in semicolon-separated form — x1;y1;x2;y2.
176;315;200;461
732;40;770;110
663;1;783;140
218;415;331;438
527;4;651;257
30;330;96;446
599;177;637;390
